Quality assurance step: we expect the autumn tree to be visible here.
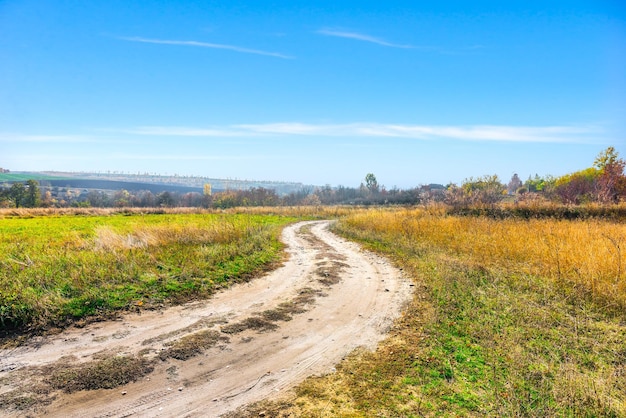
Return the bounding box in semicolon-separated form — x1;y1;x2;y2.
593;146;626;203
461;175;505;205
113;189;131;207
443;183;470;208
551;147;625;204
507;173;523;194
553;168;597;204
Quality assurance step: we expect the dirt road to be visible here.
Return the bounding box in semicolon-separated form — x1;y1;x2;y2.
0;220;412;417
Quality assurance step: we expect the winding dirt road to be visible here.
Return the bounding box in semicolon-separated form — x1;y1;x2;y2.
0;220;412;417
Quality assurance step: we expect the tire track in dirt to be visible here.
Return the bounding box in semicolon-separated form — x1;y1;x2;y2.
0;221;413;417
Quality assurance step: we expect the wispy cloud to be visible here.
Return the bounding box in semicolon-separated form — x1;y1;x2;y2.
121;123;600;143
118;36;293;59
119;126;253;137
243;123;599;143
316;29;488;54
317;29;415;49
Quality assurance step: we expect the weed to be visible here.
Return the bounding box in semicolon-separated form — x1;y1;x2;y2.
46;356;153;393
159;330;228;361
221;316;279;334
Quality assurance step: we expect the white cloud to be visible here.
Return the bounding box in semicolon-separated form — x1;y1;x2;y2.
121;123;600;143
118;36;293;59
317;29;414;49
120;126;253;137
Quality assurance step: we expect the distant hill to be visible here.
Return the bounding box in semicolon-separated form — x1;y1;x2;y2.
0;171;310;196
0;172;70;182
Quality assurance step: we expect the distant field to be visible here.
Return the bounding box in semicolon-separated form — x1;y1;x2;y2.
0;173;207;194
0;173;69;182
43;178;205;193
0;171;307;195
0;211;296;335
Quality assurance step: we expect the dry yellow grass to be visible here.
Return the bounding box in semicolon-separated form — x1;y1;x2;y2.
0;205;358;219
342;207;626;310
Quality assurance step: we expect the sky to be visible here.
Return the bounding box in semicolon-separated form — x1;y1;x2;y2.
1;1;625;188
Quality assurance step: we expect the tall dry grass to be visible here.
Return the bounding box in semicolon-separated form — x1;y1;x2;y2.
0;205;359;220
342;207;626;310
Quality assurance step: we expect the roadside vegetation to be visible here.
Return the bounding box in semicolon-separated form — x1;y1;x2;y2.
0;210;296;338
244;207;626;417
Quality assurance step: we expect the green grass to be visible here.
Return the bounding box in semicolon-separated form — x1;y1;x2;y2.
0;212;296;335
0;173;68;182
246;209;626;417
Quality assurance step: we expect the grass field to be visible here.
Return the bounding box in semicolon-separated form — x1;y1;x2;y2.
0;210;296;336
0;173;68;182
250;207;626;417
2;206;625;416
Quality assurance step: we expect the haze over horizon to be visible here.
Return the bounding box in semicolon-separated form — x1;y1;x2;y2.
2;1;625;189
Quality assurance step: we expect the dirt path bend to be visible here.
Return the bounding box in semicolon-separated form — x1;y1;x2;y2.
0;220;413;417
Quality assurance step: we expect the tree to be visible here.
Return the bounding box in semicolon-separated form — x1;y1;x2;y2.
507;174;523;195
593;146;621;171
300;194;321;206
593;147;626;203
0;187;11;207
525;174;546;192
9;183;26;208
553;168;598;204
461;175;505;205
87;190;111;207
157;191;175;207
550;147;625;204
113;190;131;207
42;190;55;207
365;173;379;194
24;180;41;207
136;190;156;207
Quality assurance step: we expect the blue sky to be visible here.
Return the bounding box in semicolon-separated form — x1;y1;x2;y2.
1;1;625;188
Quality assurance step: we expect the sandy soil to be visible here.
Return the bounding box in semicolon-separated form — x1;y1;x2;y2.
0;220;412;417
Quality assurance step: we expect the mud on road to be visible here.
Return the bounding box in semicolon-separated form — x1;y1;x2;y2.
0;220;413;417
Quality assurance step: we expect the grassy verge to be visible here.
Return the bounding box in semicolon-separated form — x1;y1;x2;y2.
0;211;296;337
242;207;626;417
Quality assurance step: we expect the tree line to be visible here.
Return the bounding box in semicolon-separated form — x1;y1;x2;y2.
1;147;624;209
443;147;626;207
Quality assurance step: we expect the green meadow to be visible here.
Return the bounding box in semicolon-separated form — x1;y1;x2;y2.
0;211;295;334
